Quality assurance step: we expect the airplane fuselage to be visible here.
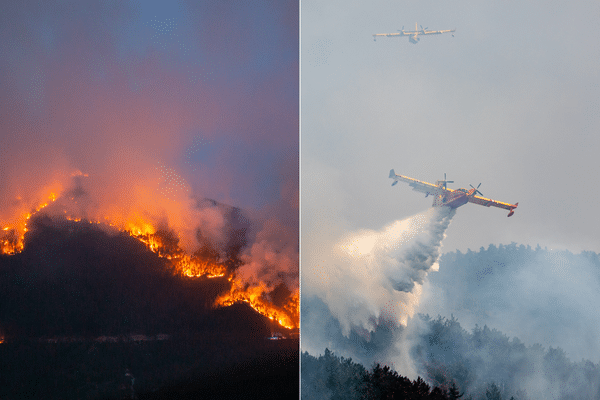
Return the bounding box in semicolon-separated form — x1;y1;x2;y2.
389;170;518;217
374;22;455;45
436;188;477;208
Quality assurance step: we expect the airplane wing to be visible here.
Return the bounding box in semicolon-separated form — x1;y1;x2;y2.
372;32;408;39
421;29;455;35
389;169;448;196
468;194;518;216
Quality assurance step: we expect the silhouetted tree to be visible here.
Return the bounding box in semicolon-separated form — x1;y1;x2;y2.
485;383;502;400
448;381;463;399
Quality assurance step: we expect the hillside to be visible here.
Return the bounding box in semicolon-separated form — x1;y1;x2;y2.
0;215;297;399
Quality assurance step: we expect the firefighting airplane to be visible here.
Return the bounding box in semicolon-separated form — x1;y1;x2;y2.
373;23;455;44
389;170;518;217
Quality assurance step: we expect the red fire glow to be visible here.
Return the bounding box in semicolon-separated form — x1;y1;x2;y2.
0;184;298;330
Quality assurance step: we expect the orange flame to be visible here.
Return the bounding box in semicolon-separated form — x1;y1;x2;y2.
125;228;298;328
0;190;299;330
216;277;299;330
0;190;60;255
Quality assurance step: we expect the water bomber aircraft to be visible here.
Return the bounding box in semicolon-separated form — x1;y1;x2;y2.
373;23;455;44
389;170;518;217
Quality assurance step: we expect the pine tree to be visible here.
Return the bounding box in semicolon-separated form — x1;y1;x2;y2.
448;381;463;399
486;383;502;400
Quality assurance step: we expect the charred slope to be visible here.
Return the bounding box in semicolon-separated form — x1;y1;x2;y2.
0;214;264;338
0;215;252;338
0;215;299;399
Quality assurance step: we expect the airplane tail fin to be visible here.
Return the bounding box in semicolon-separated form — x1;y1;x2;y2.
389;169;399;186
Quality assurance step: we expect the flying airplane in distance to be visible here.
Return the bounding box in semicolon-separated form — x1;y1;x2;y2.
373;23;455;44
389;170;518;217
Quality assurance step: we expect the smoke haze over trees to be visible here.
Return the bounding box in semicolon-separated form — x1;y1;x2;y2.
303;244;600;399
302;314;600;400
413;314;600;399
420;243;600;362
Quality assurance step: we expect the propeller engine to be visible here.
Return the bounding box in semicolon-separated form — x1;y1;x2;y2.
469;183;483;196
442;173;454;190
439;173;454;190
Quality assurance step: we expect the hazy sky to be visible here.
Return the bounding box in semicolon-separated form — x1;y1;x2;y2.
1;0;298;214
1;1;299;305
301;0;599;255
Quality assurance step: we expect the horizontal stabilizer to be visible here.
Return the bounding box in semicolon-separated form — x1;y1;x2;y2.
392;181;398;186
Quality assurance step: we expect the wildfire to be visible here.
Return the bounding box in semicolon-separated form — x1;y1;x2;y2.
216;277;299;330
178;255;227;278
0;191;59;255
122;227;298;328
125;218;156;237
125;229;227;279
0;190;299;330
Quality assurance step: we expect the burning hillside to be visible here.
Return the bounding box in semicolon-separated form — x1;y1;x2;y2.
0;173;299;332
0;215;296;340
0;2;298;397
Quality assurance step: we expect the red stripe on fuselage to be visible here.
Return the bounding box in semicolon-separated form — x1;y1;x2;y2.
442;188;476;209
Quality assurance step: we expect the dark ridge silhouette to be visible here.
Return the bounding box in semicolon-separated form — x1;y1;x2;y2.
0;214;297;399
0;214;232;338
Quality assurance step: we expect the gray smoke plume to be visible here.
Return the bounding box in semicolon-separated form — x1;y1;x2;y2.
302;206;456;373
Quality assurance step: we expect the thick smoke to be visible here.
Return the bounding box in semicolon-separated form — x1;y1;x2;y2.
42;171;228;254
302;206;455;372
237;152;299;291
0;1;298;304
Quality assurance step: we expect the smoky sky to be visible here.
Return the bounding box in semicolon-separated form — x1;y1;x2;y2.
301;0;600;384
0;0;298;214
301;0;600;254
0;0;299;304
420;248;600;363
